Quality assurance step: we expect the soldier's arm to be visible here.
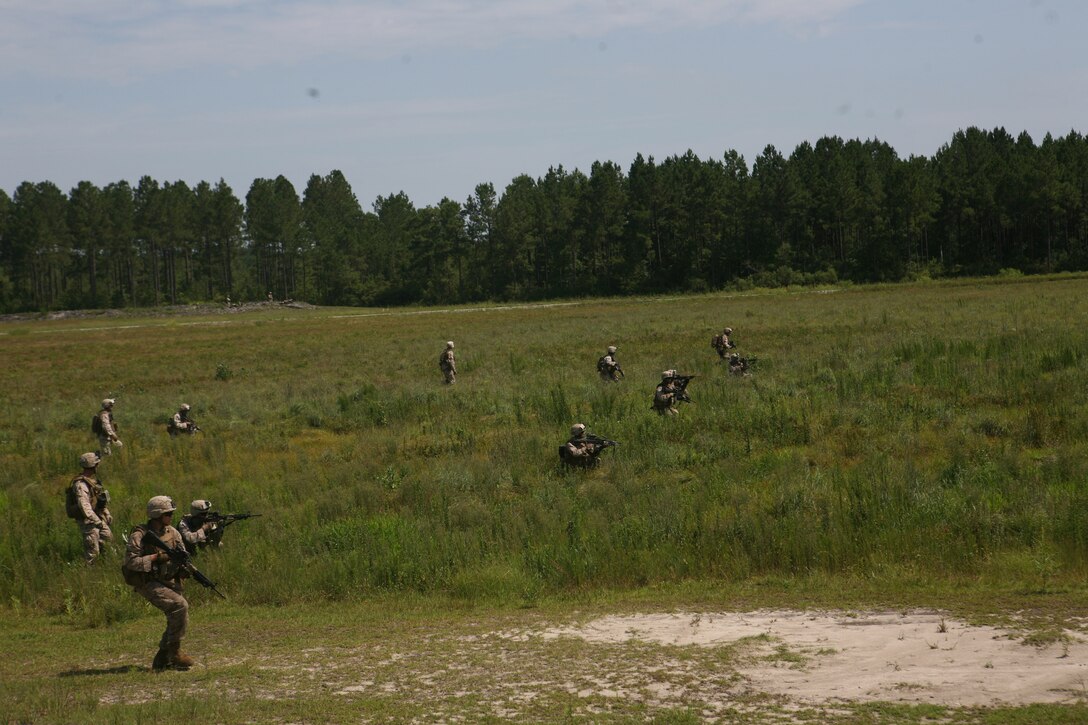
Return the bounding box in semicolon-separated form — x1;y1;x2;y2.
123;529;159;572
101;413;117;439
178;518;206;546
75;481;103;525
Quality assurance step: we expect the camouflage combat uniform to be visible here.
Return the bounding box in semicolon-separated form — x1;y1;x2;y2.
70;473;112;564
597;348;621;382
123;524;190;660
96;404;121;455
559;424;601;468
179;500;221;552
439;343;457;384
652;374;680;416
711;329;734;360
169;407;195;436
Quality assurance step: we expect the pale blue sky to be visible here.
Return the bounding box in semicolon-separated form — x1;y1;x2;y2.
1;0;1084;208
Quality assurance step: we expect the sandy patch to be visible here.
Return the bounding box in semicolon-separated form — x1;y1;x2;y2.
537;610;1088;707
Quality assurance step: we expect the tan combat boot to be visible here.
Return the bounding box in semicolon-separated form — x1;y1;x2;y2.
167;642;194;670
151;647;170;671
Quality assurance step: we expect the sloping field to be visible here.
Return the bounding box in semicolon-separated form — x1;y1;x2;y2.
1;276;1087;721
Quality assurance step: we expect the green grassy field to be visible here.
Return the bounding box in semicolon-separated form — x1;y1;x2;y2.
1;276;1087;722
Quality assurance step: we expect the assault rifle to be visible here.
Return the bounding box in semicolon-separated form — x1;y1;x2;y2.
730;356;758;374
205;512;261;528
142;528;226;599
665;374;696;402
585;434;619;451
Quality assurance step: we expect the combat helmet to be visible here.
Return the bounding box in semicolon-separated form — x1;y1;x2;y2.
147;496;177;519
190;499;211;516
79;452;100;469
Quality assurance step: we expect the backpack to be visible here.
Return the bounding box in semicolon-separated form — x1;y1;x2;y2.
65;477;88;519
597;355;609;373
711;334;723;349
91;413;104;435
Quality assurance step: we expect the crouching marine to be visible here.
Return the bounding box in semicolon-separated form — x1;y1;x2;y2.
559;423;619;468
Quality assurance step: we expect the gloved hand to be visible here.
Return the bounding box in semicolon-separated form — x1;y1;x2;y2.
114;439;124;447
201;521;218;534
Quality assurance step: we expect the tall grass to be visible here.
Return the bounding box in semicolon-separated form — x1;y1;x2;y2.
1;276;1087;615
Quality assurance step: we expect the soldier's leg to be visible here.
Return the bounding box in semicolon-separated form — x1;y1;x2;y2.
79;521;101;564
136;582;189;650
97;435;112;456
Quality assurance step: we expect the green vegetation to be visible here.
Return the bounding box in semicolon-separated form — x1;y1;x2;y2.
0;275;1086;721
3;127;1088;312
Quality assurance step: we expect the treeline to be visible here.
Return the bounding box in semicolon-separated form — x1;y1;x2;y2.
1;126;1086;312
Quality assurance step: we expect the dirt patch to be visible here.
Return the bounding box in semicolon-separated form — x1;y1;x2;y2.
535;610;1088;707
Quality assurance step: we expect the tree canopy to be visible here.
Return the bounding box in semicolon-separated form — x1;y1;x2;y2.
1;127;1086;312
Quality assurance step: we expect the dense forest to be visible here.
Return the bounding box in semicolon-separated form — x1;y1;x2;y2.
1;126;1086;312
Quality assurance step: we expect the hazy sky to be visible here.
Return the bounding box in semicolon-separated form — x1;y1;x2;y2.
2;0;1084;208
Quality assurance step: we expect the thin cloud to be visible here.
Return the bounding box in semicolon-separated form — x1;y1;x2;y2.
0;0;870;79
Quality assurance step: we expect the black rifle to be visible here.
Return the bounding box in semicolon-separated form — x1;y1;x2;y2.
585;434;619;451
614;364;625;379
206;512;261;528
666;374;696;402
142;528;226;599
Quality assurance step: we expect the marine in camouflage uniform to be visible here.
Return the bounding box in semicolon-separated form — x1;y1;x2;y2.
169;404;197;436
439;340;457;384
652;370;681;416
728;352;751;377
95;398;122;455
68;452;112;564
123;496;195;671
558;423;610;468
597;345;622;382
711;327;735;360
179;499;222;552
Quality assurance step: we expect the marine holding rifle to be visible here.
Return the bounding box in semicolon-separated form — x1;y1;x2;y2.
65;452;112;565
122;496;195;671
558;423;618;468
597;345;624;382
652;370;695;416
168;403;199;436
179;499;261;553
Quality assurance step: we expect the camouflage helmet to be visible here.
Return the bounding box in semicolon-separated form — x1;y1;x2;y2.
607;345;617;354
662;369;676;379
180;403;191;412
570;423;586;436
147;495;177;518
446;340;455;349
190;499;212;516
101;398;115;409
724;327;732;334
79;452;100;469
